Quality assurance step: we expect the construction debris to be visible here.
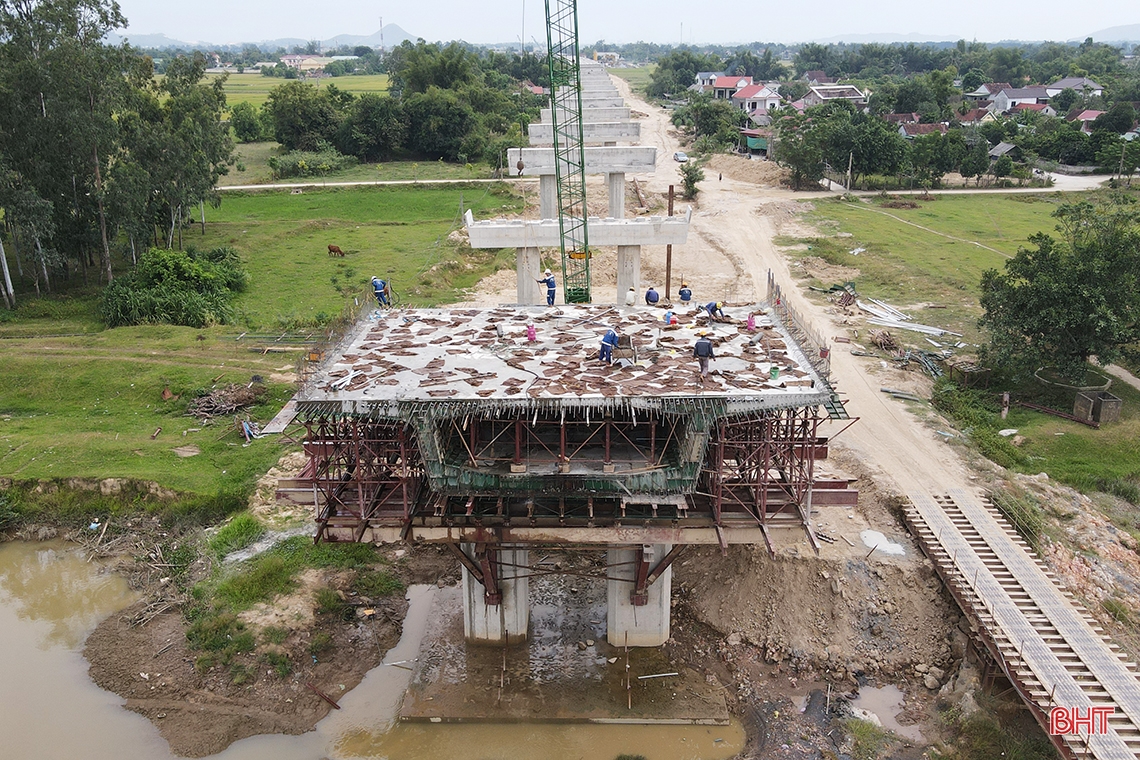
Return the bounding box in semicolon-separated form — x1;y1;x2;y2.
858;298;961;337
869;330;897;351
186;384;267;419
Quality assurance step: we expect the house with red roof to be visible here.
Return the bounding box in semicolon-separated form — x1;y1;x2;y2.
731;83;782;113
1067;109;1106;133
1012;102;1056;117
712;75;752;100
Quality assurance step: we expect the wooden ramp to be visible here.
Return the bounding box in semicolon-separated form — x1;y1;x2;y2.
906;490;1140;759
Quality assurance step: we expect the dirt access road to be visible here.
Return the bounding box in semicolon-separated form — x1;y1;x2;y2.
612;75;971;500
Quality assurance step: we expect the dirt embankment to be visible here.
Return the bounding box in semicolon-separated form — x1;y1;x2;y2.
82;542;457;757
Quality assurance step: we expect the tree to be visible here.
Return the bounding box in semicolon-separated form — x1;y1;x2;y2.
960;140;990;186
336;94;404;161
992;154;1013;181
979;195;1140;377
1092;102;1137;135
647;49;723;98
229;101;266;142
265;80;343;150
403;87;477;161
1050;87;1080;115
678;161;705;199
773;112;824;190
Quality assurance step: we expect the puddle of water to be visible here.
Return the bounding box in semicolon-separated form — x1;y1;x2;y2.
851;685;924;743
0;541;747;760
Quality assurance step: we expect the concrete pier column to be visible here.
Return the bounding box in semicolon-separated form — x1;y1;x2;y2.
516;247;542;304
607;544;672;647
461;543;530;645
607;172;626;219
615;245;641;304
539;174;557;219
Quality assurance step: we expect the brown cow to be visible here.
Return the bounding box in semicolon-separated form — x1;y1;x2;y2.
328;244;344;257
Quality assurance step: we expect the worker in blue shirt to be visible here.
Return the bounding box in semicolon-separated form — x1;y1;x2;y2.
535;268;556;306
694;331;715;379
705;301;725;320
599;326;619;364
678;282;692;304
371;276;390;307
645;286;659;306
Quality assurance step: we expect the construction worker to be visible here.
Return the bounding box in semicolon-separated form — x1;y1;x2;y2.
694;330;715;379
624;287;636;307
371;276;390;308
678;282;692;304
705;301;725;320
644;286;659;306
599;326;620;364
536;268;556;306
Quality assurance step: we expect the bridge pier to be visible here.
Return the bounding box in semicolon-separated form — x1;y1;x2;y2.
607;544;672;647
461;543;530;645
516;246;543;304
615;244;641;303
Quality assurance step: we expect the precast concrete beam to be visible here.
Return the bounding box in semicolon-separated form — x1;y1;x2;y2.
465;209;691;248
540;107;631;123
607;544;672;647
516;247;542;304
528;121;640;146
508;147;657;177
461;543;530;644
580;96;625;108
615;245;640;299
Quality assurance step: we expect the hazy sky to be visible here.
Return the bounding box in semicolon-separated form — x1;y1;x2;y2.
113;0;1136;45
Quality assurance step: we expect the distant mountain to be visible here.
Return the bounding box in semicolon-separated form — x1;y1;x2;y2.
106;23;417;52
807;32;956;44
1078;23;1140;43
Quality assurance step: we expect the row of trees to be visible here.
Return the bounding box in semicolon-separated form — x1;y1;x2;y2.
230;42;546;167
0;0;233;307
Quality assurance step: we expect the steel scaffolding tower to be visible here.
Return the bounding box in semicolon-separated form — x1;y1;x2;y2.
543;0;590;303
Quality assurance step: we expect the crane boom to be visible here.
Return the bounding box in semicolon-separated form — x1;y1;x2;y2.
543;0;590;303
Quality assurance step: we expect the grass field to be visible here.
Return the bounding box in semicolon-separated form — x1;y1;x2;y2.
783;193;1069;343
221;143;494;187
0;183;523;493
609;66;655;96
214;73;390;108
795;190;1140;502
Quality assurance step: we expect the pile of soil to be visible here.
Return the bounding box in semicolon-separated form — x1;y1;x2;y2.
707;154;791;187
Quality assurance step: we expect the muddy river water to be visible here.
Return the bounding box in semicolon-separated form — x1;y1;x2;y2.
0;541;745;760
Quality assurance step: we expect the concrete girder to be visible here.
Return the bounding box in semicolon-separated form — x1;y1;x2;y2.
507;147;657;177
579;97;625;108
540;106;631;123
528;121;640;146
464;209;691;248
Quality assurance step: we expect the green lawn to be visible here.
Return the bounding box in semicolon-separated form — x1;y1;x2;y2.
609;65;655;96
0;183;523;494
785;193;1070;343
221;143;495;187
201;184;521;329
214;73;390;108
796;191;1140;502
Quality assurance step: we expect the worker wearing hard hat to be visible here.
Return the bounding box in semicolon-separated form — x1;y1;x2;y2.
599;325;620;364
536;268;556;306
678;281;692;304
693;330;715;379
705;301;725;320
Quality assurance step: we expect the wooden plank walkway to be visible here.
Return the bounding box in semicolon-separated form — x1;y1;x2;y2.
906;490;1140;759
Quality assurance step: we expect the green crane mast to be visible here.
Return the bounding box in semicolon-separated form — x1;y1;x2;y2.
543;0;590;303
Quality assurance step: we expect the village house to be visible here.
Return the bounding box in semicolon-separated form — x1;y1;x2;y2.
965;82;1012;100
802;84;867;108
991;86;1050;113
1012;102;1057;117
712;75;753;99
1067;109;1107;134
883;113;921;125
802;70;836;85
694;71;723;93
731;83;782;113
956;108;994;125
898;123;949;139
1045;77;1104;98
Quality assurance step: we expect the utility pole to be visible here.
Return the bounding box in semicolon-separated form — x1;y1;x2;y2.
379;16;384;54
846;151;853;191
521;0;525;54
665;185;675;299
